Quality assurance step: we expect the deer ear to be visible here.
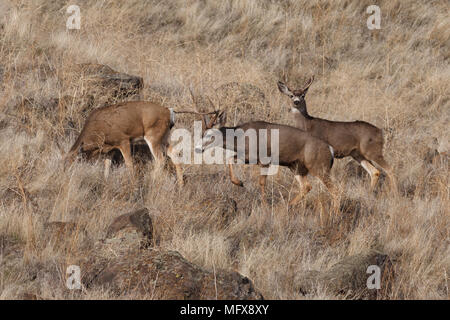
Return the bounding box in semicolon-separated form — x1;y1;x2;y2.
277;81;292;95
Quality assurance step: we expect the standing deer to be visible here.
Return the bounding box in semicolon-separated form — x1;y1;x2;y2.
194;111;336;206
64;100;213;185
277;76;397;192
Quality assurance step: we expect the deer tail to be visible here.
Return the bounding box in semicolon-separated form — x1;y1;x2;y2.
64;127;86;168
68;128;85;154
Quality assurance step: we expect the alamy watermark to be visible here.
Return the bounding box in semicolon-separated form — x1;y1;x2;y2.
66;265;81;290
66;5;81;30
367;265;381;289
170;121;280;175
65;4;382;33
366;5;381;30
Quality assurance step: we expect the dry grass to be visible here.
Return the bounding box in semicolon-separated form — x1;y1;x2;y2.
0;0;449;299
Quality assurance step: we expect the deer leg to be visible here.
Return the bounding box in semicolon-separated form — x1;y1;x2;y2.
360;160;380;190
289;175;311;206
317;174;339;214
144;136;164;168
104;158;112;179
167;144;184;187
118;140;133;173
227;157;243;187
370;156;398;194
351;152;380;191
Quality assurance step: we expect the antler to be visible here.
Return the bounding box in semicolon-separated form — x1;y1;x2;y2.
173;88;217;116
303;75;315;91
205;96;226;129
189;87;199;111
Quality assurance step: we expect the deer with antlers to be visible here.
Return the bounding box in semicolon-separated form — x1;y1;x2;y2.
277;76;397;192
64;100;214;185
193;102;337;206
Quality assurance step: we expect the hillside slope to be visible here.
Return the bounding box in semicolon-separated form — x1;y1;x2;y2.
0;0;448;299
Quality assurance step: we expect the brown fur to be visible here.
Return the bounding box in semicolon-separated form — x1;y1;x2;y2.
278;79;397;192
201;118;336;206
65;101;183;185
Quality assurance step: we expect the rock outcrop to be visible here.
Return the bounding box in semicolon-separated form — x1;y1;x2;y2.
14;208;263;300
105;208;154;248
61;63;143;105
83;249;263;300
295;250;395;299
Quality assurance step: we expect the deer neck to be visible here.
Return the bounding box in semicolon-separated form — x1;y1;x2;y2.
292;100;314;131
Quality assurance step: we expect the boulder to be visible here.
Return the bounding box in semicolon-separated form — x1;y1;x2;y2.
83;249;264;300
295;250;395;299
2;217;263;300
61;63;143;106
105;208;153;247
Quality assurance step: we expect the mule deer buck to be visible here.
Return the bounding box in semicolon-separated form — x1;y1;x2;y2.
277;76;397;192
194;110;336;206
64;100;214;185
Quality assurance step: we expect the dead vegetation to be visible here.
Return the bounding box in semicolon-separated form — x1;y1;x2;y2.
0;0;448;299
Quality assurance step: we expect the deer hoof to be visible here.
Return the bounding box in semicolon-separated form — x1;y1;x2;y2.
232;180;244;187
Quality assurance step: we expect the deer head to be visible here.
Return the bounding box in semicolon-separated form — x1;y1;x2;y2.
195;109;227;153
189;91;227;153
277;76;314;115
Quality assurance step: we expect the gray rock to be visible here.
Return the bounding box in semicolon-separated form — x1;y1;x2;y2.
61;63;143;103
82;249;264;300
106;208;153;247
295;250;395;299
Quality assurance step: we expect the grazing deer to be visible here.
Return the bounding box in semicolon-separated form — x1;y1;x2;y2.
194;111;336;206
64;101;214;185
277;76;397;192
